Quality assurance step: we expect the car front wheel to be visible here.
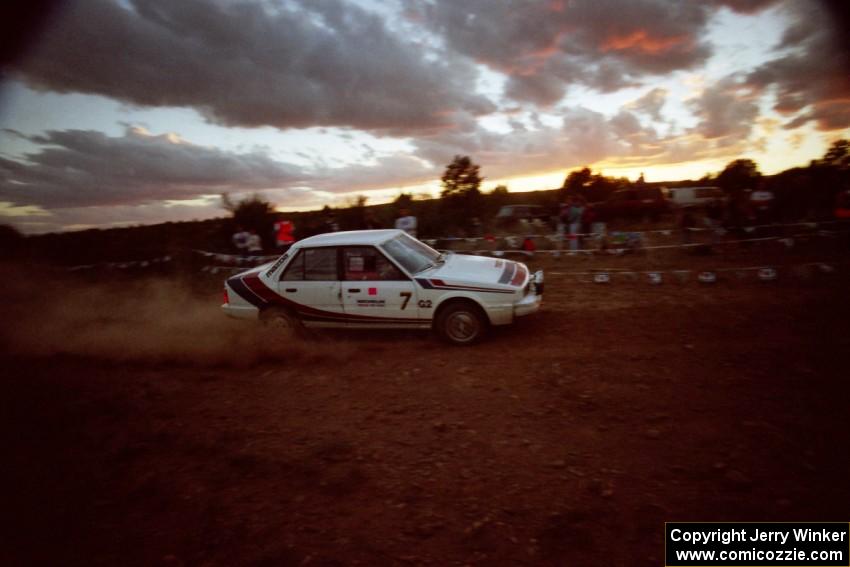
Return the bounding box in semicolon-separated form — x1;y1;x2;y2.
435;302;487;345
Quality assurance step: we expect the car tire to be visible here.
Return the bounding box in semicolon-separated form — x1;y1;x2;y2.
261;307;306;338
435;301;487;346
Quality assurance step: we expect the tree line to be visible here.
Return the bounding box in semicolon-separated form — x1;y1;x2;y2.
3;140;847;261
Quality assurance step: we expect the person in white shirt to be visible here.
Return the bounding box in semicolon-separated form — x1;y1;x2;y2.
246;229;263;253
232;226;250;255
750;187;775;224
395;208;417;237
750;189;774;210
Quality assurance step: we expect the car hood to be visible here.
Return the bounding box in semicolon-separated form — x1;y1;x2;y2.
422;254;527;287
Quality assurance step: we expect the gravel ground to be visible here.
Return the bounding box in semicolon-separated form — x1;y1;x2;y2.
2;247;849;566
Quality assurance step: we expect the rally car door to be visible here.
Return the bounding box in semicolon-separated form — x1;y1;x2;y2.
340;246;420;323
278;246;344;324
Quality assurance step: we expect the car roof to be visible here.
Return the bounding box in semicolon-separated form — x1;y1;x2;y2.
293;229;402;248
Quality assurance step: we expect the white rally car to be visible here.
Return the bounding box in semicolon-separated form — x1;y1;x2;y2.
221;229;543;345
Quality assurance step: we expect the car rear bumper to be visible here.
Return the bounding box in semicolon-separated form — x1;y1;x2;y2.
221;303;259;320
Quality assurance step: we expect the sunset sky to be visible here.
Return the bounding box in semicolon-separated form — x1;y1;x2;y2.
1;0;848;233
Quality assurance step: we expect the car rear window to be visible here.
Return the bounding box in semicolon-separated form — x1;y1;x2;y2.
281;247;338;281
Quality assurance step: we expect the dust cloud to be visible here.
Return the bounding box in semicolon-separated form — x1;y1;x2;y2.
0;265;350;366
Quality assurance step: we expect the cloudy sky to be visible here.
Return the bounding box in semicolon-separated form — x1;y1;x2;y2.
0;0;848;233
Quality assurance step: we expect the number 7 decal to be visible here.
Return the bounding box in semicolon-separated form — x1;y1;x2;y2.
399;291;412;310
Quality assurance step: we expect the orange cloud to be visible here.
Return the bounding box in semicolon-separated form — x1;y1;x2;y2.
601;30;687;55
548;0;566;13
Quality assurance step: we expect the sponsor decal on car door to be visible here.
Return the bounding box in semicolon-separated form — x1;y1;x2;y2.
340;246;421;324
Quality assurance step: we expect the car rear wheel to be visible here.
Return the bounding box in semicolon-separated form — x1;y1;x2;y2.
435;302;487;345
261;307;306;337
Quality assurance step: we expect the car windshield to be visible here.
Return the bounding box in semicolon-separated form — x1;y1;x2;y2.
381;233;441;274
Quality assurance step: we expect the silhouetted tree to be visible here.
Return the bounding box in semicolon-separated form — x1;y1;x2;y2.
561;167;592;199
393;192;414;211
0;224;24;259
483;184;511;223
766;167;812;221
806;139;850;217
716;159;762;198
441;155;483;198
338;195;369;230
440;156;484;234
560;167;620;202
821;139;850;168
221;193;276;242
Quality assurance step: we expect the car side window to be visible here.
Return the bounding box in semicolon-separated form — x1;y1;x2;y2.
304;248;338;281
343;247;405;281
280;252;304;281
280;247;338;281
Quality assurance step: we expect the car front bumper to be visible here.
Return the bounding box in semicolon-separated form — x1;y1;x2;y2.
514;291;542;318
487;270;543;325
515;269;543;318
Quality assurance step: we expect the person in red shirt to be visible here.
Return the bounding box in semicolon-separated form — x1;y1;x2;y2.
835;189;850;219
273;219;296;251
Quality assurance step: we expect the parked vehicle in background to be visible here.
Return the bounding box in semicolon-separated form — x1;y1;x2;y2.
495;205;554;229
594;187;670;220
665;186;725;209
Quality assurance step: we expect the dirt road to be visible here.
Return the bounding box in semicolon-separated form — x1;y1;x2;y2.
2;256;849;566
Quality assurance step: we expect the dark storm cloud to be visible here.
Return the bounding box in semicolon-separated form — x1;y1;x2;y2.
0;127;308;208
629;88;668;121
311;154;436;193
411;106;663;179
416;0;713;105
688;78;760;143
8;0;494;134
745;0;850;130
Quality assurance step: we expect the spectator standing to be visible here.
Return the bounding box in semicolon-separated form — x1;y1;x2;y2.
705;198;725;245
246;229;263;254
395;208;418;237
586;202;608;250
363;209;381;230
679;207;697;246
835;189;850;250
555;200;570;256
273;218;296;251
835;189;850;219
750;185;775;225
232;226;250;256
323;213;339;233
470;217;483;238
521;236;536;256
566;195;585;253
